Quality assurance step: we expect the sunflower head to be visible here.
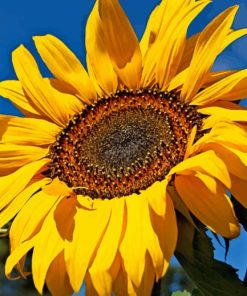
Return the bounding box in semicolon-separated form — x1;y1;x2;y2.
46;88;204;200
0;0;247;295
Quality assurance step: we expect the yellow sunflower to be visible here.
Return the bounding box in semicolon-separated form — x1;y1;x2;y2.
0;0;247;295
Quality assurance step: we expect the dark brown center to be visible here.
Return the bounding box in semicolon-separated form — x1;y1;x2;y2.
46;88;203;199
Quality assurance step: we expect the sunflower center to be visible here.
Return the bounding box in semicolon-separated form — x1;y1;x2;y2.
47;88;203;199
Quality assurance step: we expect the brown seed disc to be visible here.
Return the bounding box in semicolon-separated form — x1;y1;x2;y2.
46;88;203;199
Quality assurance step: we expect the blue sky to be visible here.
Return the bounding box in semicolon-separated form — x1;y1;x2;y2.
0;0;246;293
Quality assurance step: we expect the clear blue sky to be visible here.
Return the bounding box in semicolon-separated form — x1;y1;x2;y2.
0;0;246;293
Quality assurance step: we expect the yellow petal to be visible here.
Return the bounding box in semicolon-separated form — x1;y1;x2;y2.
141;0;210;88
119;196;146;287
0;80;40;117
171;27;247;91
181;6;239;102
143;207;165;280
168;68;188;91
191;69;247;105
46;252;73;296
5;236;37;278
120;195;165;287
111;257;128;295
184;125;197;159
200;105;247;129
93;0;142;89
202;70;237;88
9;185;61;251
170;150;231;188
136;253;156;296
86;55;105;97
149;194;177;277
89;257;121;296
142;180;168;216
12;45;81;126
168;69;236;92
48;77;76;94
155;0;210;89
43;177;73;197
191;142;247;182
221;145;247;171
113;258;149;296
167;185;195;226
33;34;97;104
230;174;247;208
0;178;50;229
74;194;96;210
32;198;66;294
0;158;49;211
199;100;245;114
178;27;247;74
0;115;60;146
89;268;112;295
223;146;247;179
224;28;247;46
85;3;118;96
141;0;183;86
0;144;48;176
89;198;125;295
206;100;247;110
213;123;247;150
195;121;247;151
99;0;142;89
177;33;199;73
85;273;101;296
140;3;160;58
65;204;111;292
175;173;240;238
108;254;121;288
140;0;167;87
45;77;85;117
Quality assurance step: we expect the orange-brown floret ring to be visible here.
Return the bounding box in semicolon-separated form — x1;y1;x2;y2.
46;88;204;199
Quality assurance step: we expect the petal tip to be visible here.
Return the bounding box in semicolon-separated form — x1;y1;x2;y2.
228;222;240;239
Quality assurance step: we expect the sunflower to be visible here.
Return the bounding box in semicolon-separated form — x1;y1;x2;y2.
0;0;247;295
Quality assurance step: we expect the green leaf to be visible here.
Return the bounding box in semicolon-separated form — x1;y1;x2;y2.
232;195;247;231
172;291;191;296
175;216;247;296
223;237;230;260
209;232;229;260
